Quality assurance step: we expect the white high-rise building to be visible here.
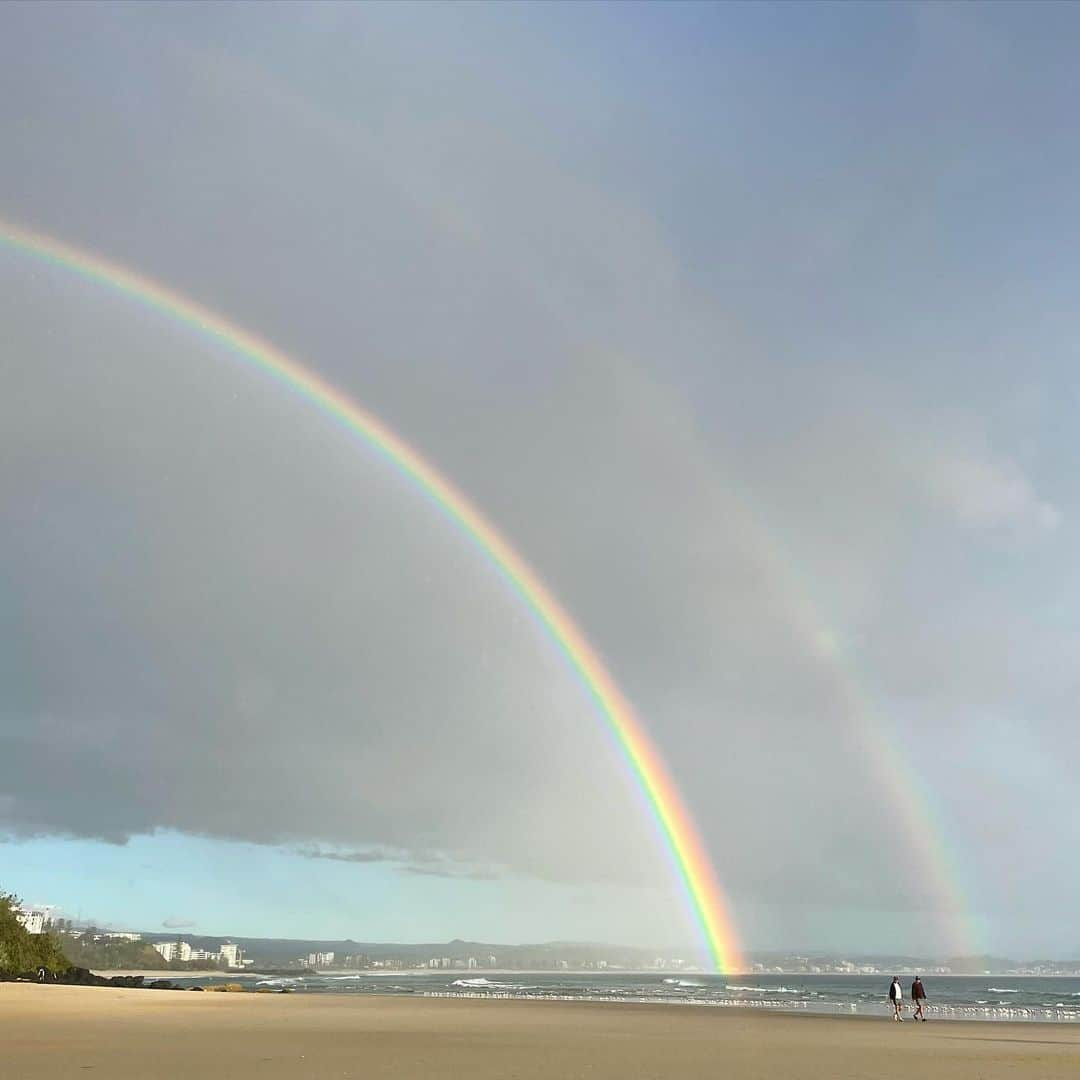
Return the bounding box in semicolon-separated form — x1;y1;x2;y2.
14;908;47;935
152;941;192;962
219;942;242;968
466;957;478;969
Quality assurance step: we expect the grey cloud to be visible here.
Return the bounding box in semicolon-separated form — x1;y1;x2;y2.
2;3;1080;955
294;847;403;865
162;917;196;929
401;866;501;882
297;847;502;881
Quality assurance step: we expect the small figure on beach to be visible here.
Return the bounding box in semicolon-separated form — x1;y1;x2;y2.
911;976;927;1021
888;976;904;1021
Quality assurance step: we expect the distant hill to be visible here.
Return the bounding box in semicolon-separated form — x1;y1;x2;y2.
0;894;70;976
131;934;698;970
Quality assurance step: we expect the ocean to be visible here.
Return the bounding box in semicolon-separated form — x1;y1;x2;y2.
172;971;1080;1022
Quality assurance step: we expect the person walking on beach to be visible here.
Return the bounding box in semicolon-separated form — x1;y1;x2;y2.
911;976;927;1021
888;976;904;1021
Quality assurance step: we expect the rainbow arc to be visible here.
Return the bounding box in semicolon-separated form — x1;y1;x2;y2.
0;218;745;974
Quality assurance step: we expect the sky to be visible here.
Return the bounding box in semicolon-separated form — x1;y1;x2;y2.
2;1;1079;960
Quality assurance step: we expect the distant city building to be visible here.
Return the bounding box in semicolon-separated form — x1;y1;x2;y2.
152;941;192;962
441;958;452;969
219;942;242;967
466;957;478;969
487;956;497;968
14;908;47;935
102;931;141;942
307;951;335;968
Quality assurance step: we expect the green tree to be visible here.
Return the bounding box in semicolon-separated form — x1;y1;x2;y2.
0;893;71;976
58;931;167;971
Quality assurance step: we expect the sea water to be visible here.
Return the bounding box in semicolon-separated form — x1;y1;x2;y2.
169;971;1080;1022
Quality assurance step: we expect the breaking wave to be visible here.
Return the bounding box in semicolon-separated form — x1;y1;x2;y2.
451;978;524;989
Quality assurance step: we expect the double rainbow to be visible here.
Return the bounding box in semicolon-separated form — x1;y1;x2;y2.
0;218;745;973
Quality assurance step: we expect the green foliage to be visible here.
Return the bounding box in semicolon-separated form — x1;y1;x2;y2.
0;893;71;976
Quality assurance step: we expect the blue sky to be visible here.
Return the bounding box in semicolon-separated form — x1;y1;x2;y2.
3;1;1080;958
3;834;685;946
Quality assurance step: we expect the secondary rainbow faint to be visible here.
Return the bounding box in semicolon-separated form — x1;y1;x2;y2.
0;217;746;974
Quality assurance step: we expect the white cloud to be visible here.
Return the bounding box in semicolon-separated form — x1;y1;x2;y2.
928;450;1061;533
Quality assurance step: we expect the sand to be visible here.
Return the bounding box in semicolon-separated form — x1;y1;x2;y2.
4;984;1080;1078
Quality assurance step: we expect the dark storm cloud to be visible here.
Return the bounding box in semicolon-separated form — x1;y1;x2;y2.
1;2;1079;953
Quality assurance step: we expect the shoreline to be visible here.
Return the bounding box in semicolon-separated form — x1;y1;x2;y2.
12;979;1080;1026
85;970;1080;1024
94;966;1080;979
417;989;1078;1023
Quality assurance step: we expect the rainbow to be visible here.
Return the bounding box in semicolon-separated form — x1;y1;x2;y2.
0;217;745;973
714;498;980;956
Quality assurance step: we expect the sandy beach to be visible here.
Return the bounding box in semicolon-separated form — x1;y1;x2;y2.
4;984;1080;1079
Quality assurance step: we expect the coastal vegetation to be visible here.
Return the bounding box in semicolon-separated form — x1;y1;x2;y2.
0;893;70;976
56;929;168;971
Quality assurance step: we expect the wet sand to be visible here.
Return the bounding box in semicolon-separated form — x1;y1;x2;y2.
5;983;1080;1078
